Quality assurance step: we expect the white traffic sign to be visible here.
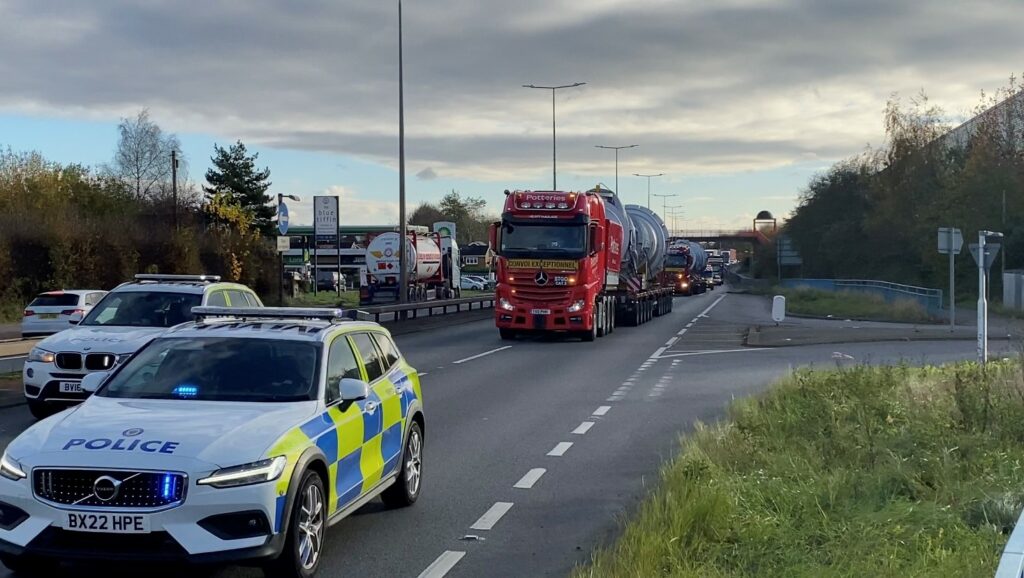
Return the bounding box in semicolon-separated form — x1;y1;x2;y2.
968;243;1001;270
314;196;339;238
278;202;290;236
937;227;963;254
277;236;290;252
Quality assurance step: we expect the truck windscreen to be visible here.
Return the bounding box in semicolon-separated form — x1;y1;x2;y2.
666;255;689;268
500;222;586;258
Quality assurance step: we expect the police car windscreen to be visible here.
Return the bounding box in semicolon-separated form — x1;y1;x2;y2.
99;337;320;402
82;291;202;328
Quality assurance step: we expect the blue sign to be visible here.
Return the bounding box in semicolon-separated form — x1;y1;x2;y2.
278;202;290;235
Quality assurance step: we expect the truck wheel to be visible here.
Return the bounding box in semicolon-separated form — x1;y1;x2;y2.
582;311;597;342
499;329;517;341
596;302;606;337
607;301;615;334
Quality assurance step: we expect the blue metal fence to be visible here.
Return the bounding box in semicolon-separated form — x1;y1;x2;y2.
780;279;944;315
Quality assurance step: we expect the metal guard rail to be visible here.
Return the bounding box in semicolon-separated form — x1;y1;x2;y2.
833;279;943;299
354;294;495;323
996;507;1024;577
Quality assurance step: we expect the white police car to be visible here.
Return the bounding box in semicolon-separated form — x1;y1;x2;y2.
23;274;262;419
0;307;424;577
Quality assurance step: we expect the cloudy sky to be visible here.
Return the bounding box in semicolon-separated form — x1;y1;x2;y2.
2;0;1023;230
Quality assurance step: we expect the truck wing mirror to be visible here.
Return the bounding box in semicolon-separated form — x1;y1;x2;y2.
488;222;499;251
589;225;601;256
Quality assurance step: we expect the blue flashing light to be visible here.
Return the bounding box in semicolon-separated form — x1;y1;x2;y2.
172;385;199;398
162;474;174;500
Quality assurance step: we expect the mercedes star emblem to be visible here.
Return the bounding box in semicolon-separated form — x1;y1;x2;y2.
534;271;549;286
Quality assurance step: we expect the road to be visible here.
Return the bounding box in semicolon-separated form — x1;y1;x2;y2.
0;292;1011;578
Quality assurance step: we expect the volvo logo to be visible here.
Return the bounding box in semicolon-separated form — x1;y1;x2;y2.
93;476;122;502
122;428;144;437
534;271;549;286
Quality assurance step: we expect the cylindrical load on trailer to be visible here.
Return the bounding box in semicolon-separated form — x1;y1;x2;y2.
625;204;669;280
591;187;635;270
365;233;442;282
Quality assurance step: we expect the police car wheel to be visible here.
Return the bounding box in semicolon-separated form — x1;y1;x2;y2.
382;421;423;508
0;555;57;575
266;470;326;578
27;399;58;420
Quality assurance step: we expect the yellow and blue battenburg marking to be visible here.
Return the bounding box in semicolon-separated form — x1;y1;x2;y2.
267;362;421;532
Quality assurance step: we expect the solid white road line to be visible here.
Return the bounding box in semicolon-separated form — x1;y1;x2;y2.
697;294;727;318
453;346;512;365
665;337;679;347
470;502;514;531
514;468;546;489
547;442;573;456
572;421;595;435
657;348;771;359
593;405;611;416
651;346;668;359
418;551;467;578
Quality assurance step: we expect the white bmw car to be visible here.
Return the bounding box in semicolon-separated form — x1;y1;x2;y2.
1;307;425;577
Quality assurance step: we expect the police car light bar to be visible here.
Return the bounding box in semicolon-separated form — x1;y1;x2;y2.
135;274;222;283
191;307;353;322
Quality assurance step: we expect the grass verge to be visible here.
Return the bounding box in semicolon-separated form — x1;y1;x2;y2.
574;362;1024;578
284;289;492;310
782;287;937;323
0;299;23;324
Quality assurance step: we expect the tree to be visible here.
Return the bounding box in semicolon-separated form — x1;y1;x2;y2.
438;191;490;244
110;109;182;199
408;202;445;229
203;141;274;235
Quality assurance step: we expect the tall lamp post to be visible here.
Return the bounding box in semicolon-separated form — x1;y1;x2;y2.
595;144;637;195
652;193;677;221
523;82;586;190
665;206;684;234
398;0;409;305
634;173;663;209
277;194;300;305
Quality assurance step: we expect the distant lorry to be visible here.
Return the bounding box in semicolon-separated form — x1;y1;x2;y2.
360;229;461;304
666;239;709;295
489;186;674;341
707;251;725;286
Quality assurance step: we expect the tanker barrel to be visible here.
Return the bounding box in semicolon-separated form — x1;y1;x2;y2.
685;241;708;273
625;205;669;279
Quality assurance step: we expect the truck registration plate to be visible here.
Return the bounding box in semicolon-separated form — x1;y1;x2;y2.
530;309;551;315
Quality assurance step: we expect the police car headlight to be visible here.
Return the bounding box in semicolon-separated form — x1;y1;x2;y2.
28;347;55;364
0;451;26;481
499;298;515;311
567;300;586;313
198;456;287;488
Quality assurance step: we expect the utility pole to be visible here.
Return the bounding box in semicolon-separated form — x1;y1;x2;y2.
595;144;637;194
523;82;586;189
398;0;409;306
171;150;179;231
634;173;663;209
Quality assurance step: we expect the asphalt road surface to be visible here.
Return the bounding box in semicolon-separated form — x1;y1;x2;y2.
0;292;1011;578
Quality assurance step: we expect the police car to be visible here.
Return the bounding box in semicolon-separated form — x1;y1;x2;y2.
23;274;262;419
0;307;424;577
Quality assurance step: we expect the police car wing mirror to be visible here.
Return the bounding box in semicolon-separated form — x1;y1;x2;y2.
69;312;84;325
81;372;108;393
340;378;370;402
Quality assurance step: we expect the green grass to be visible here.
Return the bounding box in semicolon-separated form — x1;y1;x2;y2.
991;302;1024;321
782;287;937;323
0;299;23;324
574;362;1024;578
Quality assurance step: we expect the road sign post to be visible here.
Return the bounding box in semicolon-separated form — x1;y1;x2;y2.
938;227;963;330
970;231;1003;364
277;201;290;306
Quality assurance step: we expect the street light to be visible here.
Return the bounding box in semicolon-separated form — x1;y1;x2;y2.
652;193;677;221
595;144;637;195
398;0;409;305
665;206;684;234
523;82;586;190
634;173;664;209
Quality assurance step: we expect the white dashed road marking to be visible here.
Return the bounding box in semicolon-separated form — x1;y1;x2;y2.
417;551;467;578
453;346;512;365
470;502;514;531
513;468;546;489
593;405;611;416
547;442;573;456
572;421;595;435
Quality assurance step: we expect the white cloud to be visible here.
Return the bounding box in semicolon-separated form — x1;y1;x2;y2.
289;186;399;227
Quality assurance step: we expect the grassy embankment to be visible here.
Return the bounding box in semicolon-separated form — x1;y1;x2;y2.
285;289;492;310
575;361;1024;578
780;287;937;323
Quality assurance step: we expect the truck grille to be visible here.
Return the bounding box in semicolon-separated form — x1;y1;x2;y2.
34;469;187;509
55;353;82;370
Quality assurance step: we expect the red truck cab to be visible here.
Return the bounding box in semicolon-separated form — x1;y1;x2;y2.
489;190;622;341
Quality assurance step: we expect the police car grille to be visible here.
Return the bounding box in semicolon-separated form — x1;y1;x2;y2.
34;469;187;509
55;353;82;370
84;353;116;371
